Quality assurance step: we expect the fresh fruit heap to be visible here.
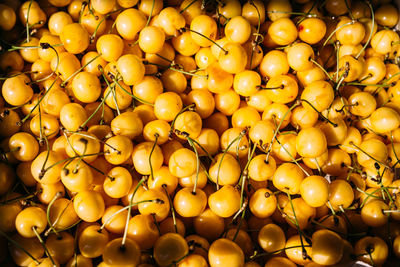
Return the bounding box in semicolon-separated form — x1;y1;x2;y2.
2;0;400;266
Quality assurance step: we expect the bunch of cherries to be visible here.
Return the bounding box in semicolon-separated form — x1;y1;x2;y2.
1;0;400;266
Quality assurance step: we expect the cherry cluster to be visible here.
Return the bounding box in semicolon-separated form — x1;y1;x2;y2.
1;0;400;266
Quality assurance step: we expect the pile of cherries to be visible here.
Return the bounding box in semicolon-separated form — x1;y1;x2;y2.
1;0;400;266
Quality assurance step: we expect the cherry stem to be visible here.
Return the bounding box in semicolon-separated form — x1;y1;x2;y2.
231;200;247;242
82;158;114;180
25;0;34;43
266;10;317;17
0;70;38;80
148;134;159;181
383;71;400;84
0;229;40;265
367;248;376;266
152;213;161;235
323;20;355;47
103;72;121;115
216;129;247;190
249;245;312;260
300;99;338;127
145;0;155;27
41;151;105;176
79;91;112;130
73;142;88;174
380;182;393;205
112;75;155;106
20;76;59;124
61;53;102;87
166;252;190;267
326;200;337;216
286;192;308;259
383;209;400;213
90;8;124;42
311;219;347;236
187;137;200;194
100;206;131;231
351;143;391;170
182;28;227;54
180;0;198;14
78;1;88;24
162;184;178;234
38;104;44;142
64;129;120;153
335;75;345;92
296;0;319;25
356;2;374;59
344;0;354;20
45;192;62;237
257;85;284;90
144;61;208;78
334;103;357;113
334;41;340;82
32;226;57;267
121;176;148;246
275;133;310;177
0;192;37;205
30;46;60;85
240;142;257;206
232;142;257;242
187;137;214;162
310;58;333;81
249;0;261;69
390;134;400;169
101;199;157;231
358;187;385;208
346;82;389;87
39;135;50;179
170;103;196;135
265;101;300;163
7;43;63;52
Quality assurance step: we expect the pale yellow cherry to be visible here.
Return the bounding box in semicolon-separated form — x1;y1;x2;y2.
268;17;298;46
209;153;241;186
233;70;261;97
71;71;101;103
132;141;163;175
224;16;251;44
169;148;197;178
370;107;400;134
259;50;289;78
2;75;33;106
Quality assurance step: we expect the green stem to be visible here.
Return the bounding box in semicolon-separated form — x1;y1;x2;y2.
216;130;246;190
184;28;227;54
26;0;34;43
32;227;56;267
60;54;102;87
356;2;373;59
323;21;355;47
45;193;62;237
121;176;148;246
300;99;338;127
112;76;155;106
162;184;178;234
148;134;159;180
310;58;333;81
0;229;40;265
286;192;309;260
180;0;198;14
187;137;200;194
145;0;155;27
